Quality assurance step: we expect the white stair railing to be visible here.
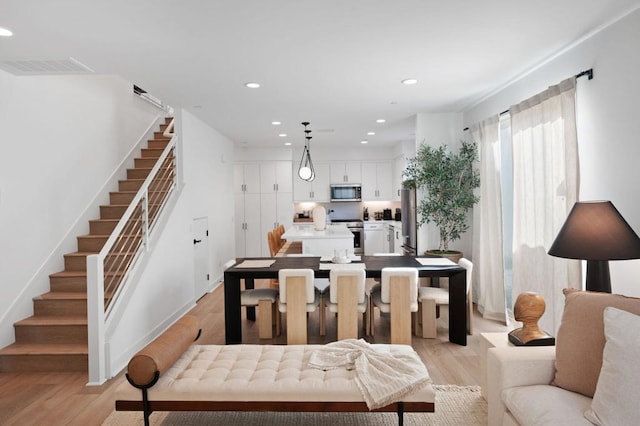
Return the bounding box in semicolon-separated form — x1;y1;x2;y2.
87;118;177;385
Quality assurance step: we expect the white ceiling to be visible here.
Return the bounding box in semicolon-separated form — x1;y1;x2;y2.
2;0;639;148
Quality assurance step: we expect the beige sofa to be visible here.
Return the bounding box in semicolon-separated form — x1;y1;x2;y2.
486;289;640;426
487;346;593;425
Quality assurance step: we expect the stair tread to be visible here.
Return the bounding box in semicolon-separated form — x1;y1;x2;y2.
64;251;99;257
50;270;124;277
37;292;87;300
0;343;88;355
15;316;87;326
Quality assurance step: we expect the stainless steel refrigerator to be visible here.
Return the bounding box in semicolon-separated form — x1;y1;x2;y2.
400;188;417;255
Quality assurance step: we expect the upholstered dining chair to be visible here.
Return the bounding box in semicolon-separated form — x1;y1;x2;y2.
416;257;473;338
278;268;323;344
370;267;419;345
240;287;280;339
326;268;368;340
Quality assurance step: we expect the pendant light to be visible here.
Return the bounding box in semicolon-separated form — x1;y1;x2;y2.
298;122;315;181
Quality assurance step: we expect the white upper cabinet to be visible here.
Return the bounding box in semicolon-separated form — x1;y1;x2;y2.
234;163;261;194
330;162;361;184
392;155;406;201
361;161;393;201
260;161;292;193
293;162;331;202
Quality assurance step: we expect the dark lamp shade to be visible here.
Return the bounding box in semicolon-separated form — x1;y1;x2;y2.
548;201;640;261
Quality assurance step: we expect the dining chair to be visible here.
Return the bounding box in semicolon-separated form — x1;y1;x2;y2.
370;267;419;344
365;253;401;335
416;257;473;338
326;268;368;340
278;268;324;344
275;224;286;250
240;287;280;339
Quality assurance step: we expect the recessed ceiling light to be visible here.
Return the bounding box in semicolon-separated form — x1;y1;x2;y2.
376;119;386;123
367;132;375;136
278;133;287;137
361;140;368;144
402;79;418;85
272;121;281;125
0;27;13;37
284;142;292;146
244;82;260;88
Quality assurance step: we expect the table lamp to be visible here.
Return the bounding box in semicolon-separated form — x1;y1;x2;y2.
548;201;640;293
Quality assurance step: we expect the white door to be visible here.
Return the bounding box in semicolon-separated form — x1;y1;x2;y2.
193;217;210;298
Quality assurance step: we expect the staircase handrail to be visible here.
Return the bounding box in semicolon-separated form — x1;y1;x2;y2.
87;118;176;385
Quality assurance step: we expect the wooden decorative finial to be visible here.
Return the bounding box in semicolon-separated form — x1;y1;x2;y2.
508;292;555;346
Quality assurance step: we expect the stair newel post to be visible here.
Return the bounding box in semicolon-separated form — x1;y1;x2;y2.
86;253;107;385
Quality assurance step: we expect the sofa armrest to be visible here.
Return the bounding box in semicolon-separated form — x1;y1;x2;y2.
487;346;556;426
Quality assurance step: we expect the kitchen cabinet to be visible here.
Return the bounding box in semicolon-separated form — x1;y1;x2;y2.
234;192;262;257
392;155;405;202
260;161;293;193
234;161;292;257
260;192;293;255
330;162;361;184
361;161;393;201
233;163;261;194
293;162;330;202
364;222;387;255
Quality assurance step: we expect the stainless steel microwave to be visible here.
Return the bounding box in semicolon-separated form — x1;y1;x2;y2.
330;184;362;202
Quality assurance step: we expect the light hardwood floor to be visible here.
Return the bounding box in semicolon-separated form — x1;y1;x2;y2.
0;281;509;425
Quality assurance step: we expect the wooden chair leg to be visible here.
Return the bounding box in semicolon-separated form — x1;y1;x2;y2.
274;301;281;336
421;299;437;339
257;299;273;339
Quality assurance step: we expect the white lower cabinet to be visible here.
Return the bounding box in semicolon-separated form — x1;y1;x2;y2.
364;222;387;255
394;224;404;254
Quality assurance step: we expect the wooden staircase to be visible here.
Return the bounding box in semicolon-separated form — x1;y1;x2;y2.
0;117;175;373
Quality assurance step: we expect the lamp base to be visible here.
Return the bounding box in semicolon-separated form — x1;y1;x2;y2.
586;260;611;293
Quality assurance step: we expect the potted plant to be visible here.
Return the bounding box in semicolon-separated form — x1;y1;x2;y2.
403;141;480;261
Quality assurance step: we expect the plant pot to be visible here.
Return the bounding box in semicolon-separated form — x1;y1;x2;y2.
425;249;463;264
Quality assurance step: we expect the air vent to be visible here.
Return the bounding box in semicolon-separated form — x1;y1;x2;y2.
0;57;94;76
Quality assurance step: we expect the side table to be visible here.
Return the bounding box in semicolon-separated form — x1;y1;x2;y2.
479;332;513;400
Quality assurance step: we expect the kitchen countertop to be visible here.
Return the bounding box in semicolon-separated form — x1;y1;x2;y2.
282;223;354;240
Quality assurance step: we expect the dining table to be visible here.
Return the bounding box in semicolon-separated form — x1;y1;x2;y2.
223;255;468;346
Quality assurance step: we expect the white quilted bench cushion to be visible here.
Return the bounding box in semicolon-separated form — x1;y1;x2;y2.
117;344;435;403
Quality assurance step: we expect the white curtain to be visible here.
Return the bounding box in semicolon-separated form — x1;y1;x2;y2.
470;116;508;323
511;77;581;335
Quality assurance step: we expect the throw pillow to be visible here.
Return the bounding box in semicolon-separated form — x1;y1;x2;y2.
552;288;640;397
584;307;640;425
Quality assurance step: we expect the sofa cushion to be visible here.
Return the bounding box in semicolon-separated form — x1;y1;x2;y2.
502;384;593;426
552;289;640;397
584;307;640;425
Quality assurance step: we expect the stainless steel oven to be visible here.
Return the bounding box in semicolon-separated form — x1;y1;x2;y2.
332;219;364;255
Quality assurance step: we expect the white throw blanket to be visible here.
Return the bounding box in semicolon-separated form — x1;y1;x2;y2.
308;339;431;410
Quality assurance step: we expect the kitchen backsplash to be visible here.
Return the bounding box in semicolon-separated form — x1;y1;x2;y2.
294;201;400;221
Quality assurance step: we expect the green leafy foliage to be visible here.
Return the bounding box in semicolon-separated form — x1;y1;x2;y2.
403;141;480;251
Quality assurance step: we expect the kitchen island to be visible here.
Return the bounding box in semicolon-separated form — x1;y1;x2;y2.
281;223;354;257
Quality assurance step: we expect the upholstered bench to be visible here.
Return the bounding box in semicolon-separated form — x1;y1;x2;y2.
115;315;435;426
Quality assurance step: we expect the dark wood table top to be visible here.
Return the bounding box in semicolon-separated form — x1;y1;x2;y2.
225;255;464;279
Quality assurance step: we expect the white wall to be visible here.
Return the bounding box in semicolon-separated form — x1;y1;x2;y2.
106;109;236;375
0;71;159;346
463;9;640;296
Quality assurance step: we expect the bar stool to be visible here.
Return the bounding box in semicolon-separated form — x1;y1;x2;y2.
278;269;323;344
240;288;280;339
370;267;419;344
326;268;368;340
